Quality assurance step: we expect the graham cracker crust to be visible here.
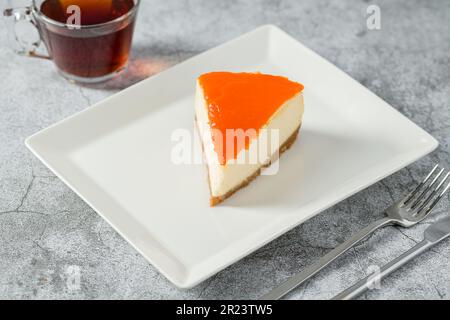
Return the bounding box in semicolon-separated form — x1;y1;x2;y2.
208;123;302;206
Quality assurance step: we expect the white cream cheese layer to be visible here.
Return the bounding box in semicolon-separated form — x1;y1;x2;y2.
195;81;304;197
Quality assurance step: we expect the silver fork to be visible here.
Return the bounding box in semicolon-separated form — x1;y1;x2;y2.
260;164;450;300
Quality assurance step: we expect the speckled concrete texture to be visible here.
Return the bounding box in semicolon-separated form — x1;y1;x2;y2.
0;0;449;300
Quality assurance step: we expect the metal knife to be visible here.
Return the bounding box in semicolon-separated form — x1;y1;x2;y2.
332;215;450;300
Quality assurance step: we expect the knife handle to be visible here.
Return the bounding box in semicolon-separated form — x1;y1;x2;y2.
260;217;393;300
332;239;433;300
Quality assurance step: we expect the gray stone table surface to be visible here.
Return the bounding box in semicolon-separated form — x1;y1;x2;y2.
1;0;450;300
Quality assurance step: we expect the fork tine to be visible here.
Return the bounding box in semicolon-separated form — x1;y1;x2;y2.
417;180;450;217
403;164;439;205
415;172;450;213
409;167;445;210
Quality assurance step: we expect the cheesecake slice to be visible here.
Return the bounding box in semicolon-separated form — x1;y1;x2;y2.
195;72;304;206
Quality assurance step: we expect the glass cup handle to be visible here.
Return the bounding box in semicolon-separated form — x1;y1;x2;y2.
3;7;50;59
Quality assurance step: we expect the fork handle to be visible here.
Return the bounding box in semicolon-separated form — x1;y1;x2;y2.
332;239;433;300
260;216;393;300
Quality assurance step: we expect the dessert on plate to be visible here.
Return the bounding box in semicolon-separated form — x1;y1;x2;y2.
195;71;304;206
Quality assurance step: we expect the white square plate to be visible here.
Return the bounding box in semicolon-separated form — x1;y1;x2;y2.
26;25;438;288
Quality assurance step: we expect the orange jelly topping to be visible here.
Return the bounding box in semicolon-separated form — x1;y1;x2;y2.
199;72;304;165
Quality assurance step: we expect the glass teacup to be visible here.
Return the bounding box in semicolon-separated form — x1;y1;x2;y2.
4;0;140;83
